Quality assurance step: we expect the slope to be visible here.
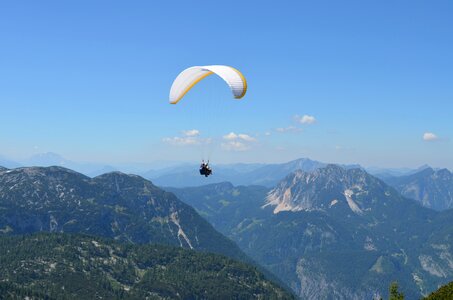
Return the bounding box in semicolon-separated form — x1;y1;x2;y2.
0;233;294;299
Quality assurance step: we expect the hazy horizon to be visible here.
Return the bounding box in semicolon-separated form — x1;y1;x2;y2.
0;151;449;173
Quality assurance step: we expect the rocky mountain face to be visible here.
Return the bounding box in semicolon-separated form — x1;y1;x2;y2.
0;233;294;299
0;166;246;261
383;167;453;211
169;165;453;299
264;164;396;214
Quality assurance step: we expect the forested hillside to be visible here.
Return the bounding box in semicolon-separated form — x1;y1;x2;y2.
0;233;294;299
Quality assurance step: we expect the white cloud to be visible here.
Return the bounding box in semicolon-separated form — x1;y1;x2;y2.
221;141;250;151
238;134;256;142
223;132;256;142
163;136;199;146
223;132;238;140
295;114;316;125
264;132;271;136
221;132;257;151
276;126;302;133
163;129;208;146
423;132;439;141
182;129;200;137
274;114;314;135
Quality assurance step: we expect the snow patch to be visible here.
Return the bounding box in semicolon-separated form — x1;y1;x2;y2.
330;199;338;207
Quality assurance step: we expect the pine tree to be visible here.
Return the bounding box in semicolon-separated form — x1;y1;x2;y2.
389;281;404;300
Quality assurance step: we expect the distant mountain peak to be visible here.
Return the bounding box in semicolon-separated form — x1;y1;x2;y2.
417;167;435;175
31;151;63;159
26;152;69;167
383;167;453;210
0;155;21;169
264;165;390;214
416;164;432;171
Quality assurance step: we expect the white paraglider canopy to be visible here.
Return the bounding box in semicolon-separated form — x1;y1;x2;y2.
169;65;247;104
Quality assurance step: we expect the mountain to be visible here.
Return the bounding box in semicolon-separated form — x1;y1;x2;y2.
0;152;173;177
238;158;329;187
0;233;293;299
366;165;431;180
141;162;265;179
168;165;453;299
151;158;330;187
25;152;70;166
383;167;453;211
0;155;21;169
367;165;443;185
23;152;119;176
0;166;247;261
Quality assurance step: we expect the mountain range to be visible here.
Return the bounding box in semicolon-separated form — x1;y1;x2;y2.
4;152;451;190
0;152;184;177
0;153;329;187
382;167;453;211
2;159;453;299
149;158;363;188
167;165;453;299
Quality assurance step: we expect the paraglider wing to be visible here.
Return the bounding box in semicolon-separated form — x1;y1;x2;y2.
169;65;247;104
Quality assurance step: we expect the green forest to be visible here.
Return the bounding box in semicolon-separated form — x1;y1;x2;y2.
0;233;293;299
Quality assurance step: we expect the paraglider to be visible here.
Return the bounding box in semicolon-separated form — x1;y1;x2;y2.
169;65;247;177
169;65;247;104
199;160;212;177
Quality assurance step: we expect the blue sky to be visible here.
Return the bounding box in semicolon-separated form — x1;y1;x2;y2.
0;1;452;168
